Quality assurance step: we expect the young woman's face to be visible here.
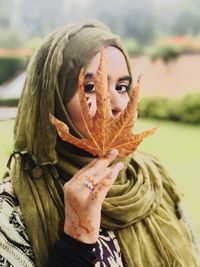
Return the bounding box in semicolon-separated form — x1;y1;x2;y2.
66;46;130;136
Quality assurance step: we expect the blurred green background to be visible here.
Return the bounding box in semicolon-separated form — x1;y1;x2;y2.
0;0;200;246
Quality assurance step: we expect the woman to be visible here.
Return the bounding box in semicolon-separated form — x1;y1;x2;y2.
0;20;199;267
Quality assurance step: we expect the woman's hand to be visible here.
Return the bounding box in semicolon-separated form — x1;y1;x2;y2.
63;149;124;244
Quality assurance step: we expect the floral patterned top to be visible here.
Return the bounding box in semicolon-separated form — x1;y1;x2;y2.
0;177;125;267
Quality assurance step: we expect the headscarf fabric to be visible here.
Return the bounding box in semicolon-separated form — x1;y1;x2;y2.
11;20;198;267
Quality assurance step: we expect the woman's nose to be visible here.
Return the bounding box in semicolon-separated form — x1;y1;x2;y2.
109;89;124;117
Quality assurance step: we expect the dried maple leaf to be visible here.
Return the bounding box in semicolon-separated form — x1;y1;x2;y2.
50;50;157;158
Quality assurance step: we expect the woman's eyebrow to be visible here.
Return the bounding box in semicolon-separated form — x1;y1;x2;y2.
85;73;131;83
118;75;131;82
84;73;94;80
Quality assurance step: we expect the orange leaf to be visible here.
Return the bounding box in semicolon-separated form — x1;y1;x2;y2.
51;50;157;158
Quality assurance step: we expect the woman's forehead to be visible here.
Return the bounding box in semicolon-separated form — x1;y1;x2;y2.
85;46;129;78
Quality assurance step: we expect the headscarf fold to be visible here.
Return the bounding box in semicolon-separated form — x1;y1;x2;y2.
11;20;199;267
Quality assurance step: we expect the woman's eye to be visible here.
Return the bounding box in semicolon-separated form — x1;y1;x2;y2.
116;84;129;92
84;83;95;93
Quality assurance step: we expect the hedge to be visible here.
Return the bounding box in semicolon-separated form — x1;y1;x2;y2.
0;98;19;107
0;57;26;85
147;36;200;62
138;93;200;124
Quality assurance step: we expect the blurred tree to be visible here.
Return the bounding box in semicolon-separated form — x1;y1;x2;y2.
123;38;142;55
170;0;200;35
1;0;200;49
123;1;155;45
0;29;25;48
0;0;13;28
18;0;67;37
0;0;26;48
89;0;156;44
172;8;200;35
0;10;10;27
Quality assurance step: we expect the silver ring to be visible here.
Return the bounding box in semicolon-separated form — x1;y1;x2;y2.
83;179;94;190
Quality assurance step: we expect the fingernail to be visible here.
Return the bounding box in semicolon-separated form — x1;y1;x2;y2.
109;149;118;155
116;162;124;169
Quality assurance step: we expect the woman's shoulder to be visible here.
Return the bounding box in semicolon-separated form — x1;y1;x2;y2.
0;177;35;267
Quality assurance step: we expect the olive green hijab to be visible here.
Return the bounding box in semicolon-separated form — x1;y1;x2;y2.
11;20;199;267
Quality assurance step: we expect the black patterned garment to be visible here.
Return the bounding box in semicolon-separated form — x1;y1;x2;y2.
0;178;125;267
95;228;125;267
0;178;35;267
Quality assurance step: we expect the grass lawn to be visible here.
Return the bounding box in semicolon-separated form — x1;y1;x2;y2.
0;119;14;177
0;118;200;242
135;118;200;242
